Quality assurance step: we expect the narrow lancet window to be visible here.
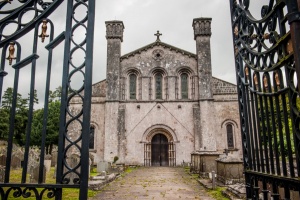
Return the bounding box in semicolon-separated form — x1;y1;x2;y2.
129;74;137;99
155;74;162;99
181;73;188;99
226;124;234;148
89;126;95;149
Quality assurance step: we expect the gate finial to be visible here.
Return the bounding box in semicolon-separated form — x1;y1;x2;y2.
39;20;49;43
6;42;16;65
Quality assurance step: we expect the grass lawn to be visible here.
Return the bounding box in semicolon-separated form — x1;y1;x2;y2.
3;167;99;200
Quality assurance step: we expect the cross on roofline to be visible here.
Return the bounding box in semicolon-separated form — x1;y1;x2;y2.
154;30;162;41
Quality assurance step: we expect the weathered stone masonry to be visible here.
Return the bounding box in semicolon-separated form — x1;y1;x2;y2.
69;18;242;166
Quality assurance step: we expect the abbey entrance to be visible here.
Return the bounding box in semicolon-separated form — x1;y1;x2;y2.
143;127;176;167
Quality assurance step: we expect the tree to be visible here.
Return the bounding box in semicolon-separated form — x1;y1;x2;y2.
28;89;39;106
0;87;29;145
49;86;62;102
0;108;9;139
31;98;60;154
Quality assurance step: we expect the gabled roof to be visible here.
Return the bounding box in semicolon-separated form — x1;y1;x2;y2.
120;41;196;61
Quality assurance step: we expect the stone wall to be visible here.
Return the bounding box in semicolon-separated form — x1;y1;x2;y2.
214;101;241;155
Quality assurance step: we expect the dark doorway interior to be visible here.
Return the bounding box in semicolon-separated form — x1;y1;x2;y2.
151;134;169;166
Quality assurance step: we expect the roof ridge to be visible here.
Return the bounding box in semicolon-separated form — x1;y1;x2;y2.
120;41;196;61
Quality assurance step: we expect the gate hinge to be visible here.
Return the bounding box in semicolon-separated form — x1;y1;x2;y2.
287;11;300;24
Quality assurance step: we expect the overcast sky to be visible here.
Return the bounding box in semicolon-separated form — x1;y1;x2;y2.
94;0;236;84
1;0;270;105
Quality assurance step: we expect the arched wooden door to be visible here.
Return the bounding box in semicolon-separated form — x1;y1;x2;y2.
151;134;169;166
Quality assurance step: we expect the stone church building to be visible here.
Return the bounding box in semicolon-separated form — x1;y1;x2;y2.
71;18;242;167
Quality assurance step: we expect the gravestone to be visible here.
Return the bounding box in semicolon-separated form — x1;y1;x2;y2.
44;154;52;172
51;151;58;167
97;161;109;172
65;154;81;185
11;155;22;169
30;164;46;183
0;155;6;166
53;165;56;179
0;166;5;182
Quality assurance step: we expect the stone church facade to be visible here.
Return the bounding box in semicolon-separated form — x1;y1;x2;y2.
70;18;242;166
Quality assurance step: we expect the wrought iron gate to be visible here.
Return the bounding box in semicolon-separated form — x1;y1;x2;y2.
0;0;95;199
230;0;300;199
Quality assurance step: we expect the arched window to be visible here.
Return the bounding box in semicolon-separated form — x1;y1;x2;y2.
129;74;137;99
226;124;234;148
181;73;188;99
89;126;95;149
155;74;163;99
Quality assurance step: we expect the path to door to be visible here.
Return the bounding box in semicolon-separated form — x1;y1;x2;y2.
90;167;216;200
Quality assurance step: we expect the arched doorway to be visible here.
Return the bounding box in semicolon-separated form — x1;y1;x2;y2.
151;134;169;166
142;125;176;167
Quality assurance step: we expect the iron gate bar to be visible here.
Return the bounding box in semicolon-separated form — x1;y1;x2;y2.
37;19;55;185
230;0;300;199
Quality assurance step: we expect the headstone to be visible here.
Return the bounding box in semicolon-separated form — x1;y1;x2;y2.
11;155;22;169
44;160;51;172
53;165;56;179
97;161;109;172
51;151;58;167
27;147;40;170
0;166;5;182
30;164;46;183
65;154;80;185
44;154;52;172
0;155;6;166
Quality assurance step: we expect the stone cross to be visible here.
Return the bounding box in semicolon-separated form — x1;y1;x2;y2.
154;31;162;41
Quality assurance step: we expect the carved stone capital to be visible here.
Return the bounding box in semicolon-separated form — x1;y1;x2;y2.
105;20;125;42
192;18;212;39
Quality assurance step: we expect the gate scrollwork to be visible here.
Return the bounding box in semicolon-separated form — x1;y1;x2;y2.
230;0;300;199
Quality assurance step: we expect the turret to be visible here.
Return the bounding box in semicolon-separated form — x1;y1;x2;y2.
193;18;213;100
105;20;125;100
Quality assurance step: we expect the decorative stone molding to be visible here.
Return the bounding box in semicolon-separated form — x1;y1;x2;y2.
105;20;125;42
192;18;212;39
152;49;164;61
141;124;179;143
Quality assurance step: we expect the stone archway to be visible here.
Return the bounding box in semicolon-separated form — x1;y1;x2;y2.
142;125;177;167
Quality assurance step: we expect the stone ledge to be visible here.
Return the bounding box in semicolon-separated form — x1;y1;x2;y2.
88;173;117;191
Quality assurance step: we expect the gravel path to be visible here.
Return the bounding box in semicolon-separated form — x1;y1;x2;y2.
89;167;216;200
